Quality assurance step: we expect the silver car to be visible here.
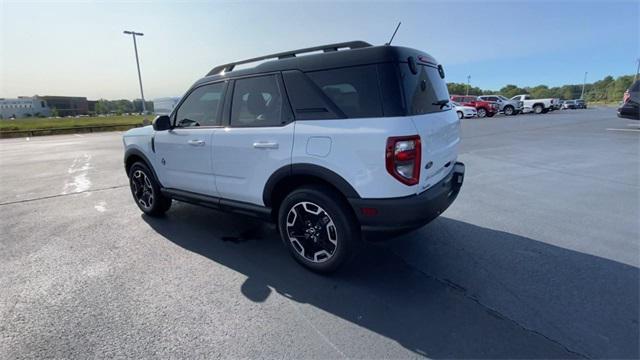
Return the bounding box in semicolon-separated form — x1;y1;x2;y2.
478;95;523;116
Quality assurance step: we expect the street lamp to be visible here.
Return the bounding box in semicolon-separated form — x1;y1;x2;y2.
123;30;146;114
466;75;471;96
580;71;588;100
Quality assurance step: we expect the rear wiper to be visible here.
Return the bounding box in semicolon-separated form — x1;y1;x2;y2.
432;99;450;109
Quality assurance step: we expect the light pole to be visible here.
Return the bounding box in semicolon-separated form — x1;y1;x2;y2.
123;30;146;114
580;71;588;100
634;58;640;83
466;75;471;96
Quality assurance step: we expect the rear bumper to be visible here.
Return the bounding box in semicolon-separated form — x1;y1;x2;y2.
348;162;465;233
618;103;639;120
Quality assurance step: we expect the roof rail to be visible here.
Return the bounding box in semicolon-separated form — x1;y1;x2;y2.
206;40;372;76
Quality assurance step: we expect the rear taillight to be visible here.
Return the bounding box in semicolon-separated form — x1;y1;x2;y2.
623;90;630;104
386;135;421;185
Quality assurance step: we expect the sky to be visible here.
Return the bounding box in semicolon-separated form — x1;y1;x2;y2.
1;0;638;100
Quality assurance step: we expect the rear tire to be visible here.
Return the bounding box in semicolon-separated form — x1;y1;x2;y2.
457;111;463;119
128;162;171;216
533;104;544;114
278;185;359;273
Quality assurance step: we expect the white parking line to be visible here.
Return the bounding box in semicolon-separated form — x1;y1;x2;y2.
606;128;640;132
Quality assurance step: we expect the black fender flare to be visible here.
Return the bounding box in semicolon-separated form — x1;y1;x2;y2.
124;148;163;187
263;163;360;207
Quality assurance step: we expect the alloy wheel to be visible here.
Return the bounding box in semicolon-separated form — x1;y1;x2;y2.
286;201;338;263
131;170;154;210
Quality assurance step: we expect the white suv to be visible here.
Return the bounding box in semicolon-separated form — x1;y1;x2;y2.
123;41;465;272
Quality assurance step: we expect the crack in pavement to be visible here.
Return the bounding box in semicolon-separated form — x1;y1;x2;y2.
389;250;591;359
0;185;128;206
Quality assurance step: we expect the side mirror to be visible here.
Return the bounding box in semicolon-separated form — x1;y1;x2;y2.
152;115;171;131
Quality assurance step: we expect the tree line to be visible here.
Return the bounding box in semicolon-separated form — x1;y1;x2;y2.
93;99;154;115
447;74;635;102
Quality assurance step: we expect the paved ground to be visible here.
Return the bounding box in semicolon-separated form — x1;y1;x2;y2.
1;107;638;359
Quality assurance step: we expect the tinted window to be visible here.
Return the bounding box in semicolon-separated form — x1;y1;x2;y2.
400;63;450;115
231;75;287;127
629;80;640;92
307;65;382;118
175;82;225;127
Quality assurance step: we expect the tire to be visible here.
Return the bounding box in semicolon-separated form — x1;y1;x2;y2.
486;112;495;118
504;105;514;116
457;111;463;119
128;162;172;216
477;108;487;118
278;185;359;273
533;104;544;114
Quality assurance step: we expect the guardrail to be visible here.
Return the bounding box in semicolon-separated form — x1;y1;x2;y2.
0;123;144;139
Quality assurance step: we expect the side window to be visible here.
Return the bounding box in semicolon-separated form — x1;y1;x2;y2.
306;65;382;118
175;82;225;127
230;75;287;127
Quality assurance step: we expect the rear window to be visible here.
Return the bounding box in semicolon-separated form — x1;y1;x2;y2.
400;63;450;115
306;65;383;118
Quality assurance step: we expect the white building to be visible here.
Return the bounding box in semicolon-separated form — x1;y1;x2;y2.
0;96;52;119
153;97;181;115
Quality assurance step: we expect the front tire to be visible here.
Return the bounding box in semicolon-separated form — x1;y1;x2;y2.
477;108;487;118
128;162;171;216
504;105;514;116
278;185;359;273
457;111;463;119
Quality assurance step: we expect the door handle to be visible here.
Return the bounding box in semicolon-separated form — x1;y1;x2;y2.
187;139;205;146
253;141;279;149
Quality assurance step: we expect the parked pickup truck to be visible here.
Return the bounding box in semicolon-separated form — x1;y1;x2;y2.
510;94;559;114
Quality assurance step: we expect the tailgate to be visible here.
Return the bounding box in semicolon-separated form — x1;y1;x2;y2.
410;109;460;193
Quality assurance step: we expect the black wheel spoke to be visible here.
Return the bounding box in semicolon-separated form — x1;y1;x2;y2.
286;201;338;263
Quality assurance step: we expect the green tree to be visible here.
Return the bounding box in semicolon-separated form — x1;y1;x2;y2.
51;107;59;117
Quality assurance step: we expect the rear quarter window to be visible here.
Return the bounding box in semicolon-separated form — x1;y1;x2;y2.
306;65;383;118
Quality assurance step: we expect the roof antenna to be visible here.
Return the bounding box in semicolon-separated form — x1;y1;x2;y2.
386;22;401;46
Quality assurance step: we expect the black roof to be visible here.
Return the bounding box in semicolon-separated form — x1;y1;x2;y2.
193;41;438;87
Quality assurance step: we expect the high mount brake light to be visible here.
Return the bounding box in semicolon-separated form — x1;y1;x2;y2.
386;135;421;186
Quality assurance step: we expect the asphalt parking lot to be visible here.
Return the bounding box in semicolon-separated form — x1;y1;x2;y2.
1;107;638;359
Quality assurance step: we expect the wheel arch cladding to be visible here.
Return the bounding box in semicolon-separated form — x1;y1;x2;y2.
124;148;162;186
263;164;361;210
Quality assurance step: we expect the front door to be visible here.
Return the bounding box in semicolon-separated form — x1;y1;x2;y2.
154;81;227;197
213;74;294;206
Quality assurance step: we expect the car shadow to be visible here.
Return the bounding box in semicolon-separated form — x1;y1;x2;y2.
142;203;638;359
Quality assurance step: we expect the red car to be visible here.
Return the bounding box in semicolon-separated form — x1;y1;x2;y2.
450;95;499;118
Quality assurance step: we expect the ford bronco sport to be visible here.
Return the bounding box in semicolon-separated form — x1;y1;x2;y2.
123;41;465;272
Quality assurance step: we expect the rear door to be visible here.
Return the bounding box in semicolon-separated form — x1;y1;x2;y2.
400;62;460;192
154;82;226;196
212;74;294;206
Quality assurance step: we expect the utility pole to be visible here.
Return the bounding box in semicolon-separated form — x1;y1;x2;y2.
634;58;640;83
580;71;588;100
123;30;146;114
466;75;471;96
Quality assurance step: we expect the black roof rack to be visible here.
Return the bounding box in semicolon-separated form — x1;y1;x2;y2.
206;41;372;76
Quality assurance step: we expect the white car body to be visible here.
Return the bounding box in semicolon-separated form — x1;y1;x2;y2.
122;41;466;272
452;102;477;118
